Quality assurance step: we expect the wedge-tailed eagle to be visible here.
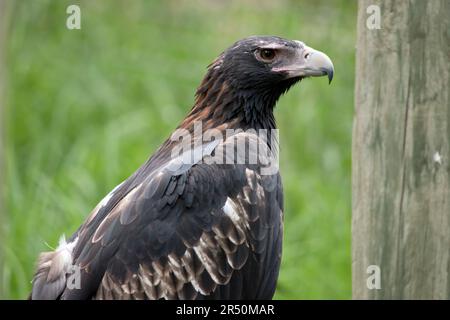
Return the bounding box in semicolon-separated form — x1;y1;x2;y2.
31;36;334;300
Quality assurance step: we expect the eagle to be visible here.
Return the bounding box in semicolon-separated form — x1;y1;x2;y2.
30;36;334;300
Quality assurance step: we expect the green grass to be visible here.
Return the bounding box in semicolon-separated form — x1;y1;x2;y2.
1;0;356;299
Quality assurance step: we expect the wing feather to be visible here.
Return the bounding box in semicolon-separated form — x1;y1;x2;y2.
32;132;283;300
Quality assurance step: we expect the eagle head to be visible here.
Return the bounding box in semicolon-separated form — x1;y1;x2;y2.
188;36;334;131
220;36;334;92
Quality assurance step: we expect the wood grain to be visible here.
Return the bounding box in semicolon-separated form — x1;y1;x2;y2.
353;0;450;299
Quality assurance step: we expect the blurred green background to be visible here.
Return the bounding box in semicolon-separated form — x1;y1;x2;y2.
1;0;355;299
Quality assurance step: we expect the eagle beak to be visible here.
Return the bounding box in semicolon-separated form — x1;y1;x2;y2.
282;44;334;84
303;46;334;84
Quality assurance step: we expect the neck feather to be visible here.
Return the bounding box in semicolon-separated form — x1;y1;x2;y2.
179;67;285;133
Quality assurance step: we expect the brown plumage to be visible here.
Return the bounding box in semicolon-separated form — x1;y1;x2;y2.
30;35;333;300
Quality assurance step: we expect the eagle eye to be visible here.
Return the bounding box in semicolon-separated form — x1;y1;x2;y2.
256;48;277;63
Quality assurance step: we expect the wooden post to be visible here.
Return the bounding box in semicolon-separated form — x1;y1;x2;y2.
352;0;450;299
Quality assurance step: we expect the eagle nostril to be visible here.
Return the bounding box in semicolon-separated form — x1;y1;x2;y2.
304;52;311;59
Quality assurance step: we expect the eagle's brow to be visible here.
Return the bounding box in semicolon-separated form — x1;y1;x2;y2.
259;43;287;50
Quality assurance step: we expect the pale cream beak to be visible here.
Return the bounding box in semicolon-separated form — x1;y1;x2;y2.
277;44;334;83
299;45;334;83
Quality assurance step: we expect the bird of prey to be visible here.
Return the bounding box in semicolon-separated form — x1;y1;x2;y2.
31;36;334;300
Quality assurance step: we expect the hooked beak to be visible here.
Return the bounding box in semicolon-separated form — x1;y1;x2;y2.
275;43;334;84
300;45;334;84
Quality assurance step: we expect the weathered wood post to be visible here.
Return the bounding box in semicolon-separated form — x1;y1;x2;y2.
352;0;450;299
